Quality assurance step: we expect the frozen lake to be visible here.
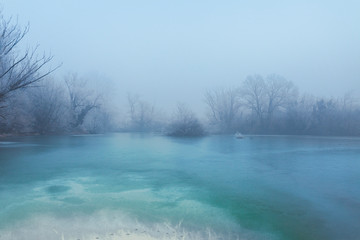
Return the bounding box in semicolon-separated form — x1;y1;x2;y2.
0;133;359;240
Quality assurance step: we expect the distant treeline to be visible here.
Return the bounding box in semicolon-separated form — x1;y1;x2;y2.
1;11;359;137
203;78;360;136
122;77;360;137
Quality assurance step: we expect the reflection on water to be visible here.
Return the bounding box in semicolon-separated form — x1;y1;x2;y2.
0;133;359;240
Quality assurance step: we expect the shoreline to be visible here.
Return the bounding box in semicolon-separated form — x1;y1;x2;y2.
1;131;360;140
0;212;246;240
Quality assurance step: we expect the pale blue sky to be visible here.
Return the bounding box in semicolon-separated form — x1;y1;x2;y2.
2;0;360;111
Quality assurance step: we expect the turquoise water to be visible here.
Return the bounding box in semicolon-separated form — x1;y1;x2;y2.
0;134;359;239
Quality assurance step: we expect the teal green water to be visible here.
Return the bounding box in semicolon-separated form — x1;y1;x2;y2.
0;134;360;239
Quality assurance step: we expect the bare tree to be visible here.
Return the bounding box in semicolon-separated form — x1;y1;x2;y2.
127;93;155;131
0;12;56;116
167;103;205;137
241;74;298;130
240;75;267;126
83;107;114;134
204;88;241;133
28;80;66;134
284;94;315;134
0;90;32;133
65;73;100;129
266;74;298;121
338;93;360;135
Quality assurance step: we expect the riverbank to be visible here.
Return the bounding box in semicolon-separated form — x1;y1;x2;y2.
0;212;243;240
1;131;360;140
0;130;92;139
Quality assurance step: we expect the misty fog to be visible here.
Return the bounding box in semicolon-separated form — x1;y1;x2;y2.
2;0;360;113
1;0;360;136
